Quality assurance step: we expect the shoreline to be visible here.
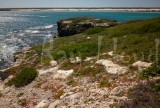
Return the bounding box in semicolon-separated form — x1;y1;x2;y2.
0;8;160;12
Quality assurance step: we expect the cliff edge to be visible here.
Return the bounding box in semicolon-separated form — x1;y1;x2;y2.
57;17;117;37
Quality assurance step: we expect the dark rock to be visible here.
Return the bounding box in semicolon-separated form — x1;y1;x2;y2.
57;17;117;37
0;71;9;81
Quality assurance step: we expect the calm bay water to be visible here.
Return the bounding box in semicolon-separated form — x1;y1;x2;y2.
0;11;160;69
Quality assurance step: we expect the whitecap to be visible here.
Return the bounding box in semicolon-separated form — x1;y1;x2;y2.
25;30;32;33
31;30;40;34
18;33;25;36
25;30;40;34
44;25;54;29
45;34;52;37
39;16;47;18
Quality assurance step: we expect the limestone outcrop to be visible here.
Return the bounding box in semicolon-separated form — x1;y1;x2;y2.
57;17;117;37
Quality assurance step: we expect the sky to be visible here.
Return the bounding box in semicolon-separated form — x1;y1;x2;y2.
0;0;160;8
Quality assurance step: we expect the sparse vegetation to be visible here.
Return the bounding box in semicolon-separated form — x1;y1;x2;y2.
141;64;160;79
120;80;160;108
24;17;160;67
16;93;24;97
85;27;105;35
6;67;38;87
67;77;78;87
99;79;111;88
1;16;160;108
74;65;105;77
18;98;27;107
53;89;64;99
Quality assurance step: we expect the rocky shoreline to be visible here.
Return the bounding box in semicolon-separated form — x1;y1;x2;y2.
0;17;160;108
0;46;153;108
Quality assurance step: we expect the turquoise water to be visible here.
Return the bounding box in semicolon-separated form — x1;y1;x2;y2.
1;12;160;35
0;11;160;69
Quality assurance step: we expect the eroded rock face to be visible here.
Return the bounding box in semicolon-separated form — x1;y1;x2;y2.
57;17;117;37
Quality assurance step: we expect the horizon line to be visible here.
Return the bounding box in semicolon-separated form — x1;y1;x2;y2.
1;7;160;9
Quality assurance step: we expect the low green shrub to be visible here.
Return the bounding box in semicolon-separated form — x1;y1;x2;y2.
52;42;98;60
152;83;160;92
99;79;111;88
141;64;160;79
74;65;105;76
85;27;105;35
6;67;38;87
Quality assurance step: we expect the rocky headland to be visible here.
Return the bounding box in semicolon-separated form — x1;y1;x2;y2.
57;17;117;37
0;17;160;108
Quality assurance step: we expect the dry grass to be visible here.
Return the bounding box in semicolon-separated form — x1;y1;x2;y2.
119;79;160;108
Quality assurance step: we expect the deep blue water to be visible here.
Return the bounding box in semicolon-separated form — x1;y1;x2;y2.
0;11;160;69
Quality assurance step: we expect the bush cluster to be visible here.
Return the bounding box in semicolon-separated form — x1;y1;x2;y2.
7;67;38;87
141;64;160;78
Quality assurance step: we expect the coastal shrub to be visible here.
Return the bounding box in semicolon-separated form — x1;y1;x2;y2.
74;65;105;76
7;67;38;87
52;42;98;60
119;80;160;108
85;27;105;35
110;18;160;36
18;98;27;107
99;79;111;88
141;64;160;79
67;77;78;87
152;83;160;92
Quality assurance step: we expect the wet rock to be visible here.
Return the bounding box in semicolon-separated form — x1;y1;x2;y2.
22;47;31;52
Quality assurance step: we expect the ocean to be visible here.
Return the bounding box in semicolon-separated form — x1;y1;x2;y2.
0;11;160;69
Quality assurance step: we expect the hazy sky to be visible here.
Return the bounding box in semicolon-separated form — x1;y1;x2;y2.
0;0;160;8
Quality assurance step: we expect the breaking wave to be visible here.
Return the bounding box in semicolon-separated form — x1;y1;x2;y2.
0;24;57;70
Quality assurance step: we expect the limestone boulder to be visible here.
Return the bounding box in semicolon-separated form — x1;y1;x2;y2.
96;59;128;74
